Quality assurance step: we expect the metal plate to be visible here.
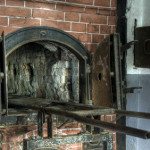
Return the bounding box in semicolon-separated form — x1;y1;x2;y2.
134;26;150;68
92;37;112;107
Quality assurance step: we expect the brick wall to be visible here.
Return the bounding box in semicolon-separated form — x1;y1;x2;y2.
0;121;83;150
0;0;117;149
0;0;116;52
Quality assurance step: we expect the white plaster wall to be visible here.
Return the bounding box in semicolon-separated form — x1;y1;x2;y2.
126;0;150;150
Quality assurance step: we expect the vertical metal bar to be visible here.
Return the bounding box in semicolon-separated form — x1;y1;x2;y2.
93;116;101;133
1;32;8;114
38;111;44;137
47;114;52;138
79;59;88;104
86;116;92;133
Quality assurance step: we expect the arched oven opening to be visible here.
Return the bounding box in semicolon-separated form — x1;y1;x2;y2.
8;42;80;103
4;26;90;109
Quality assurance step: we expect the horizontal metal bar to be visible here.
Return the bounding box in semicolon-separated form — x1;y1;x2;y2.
10;99;150;139
9;99;150;139
24;133;112;150
44;107;150;139
115;110;150;119
71;108;115;116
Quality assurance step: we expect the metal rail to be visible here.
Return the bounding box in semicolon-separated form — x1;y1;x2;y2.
9;98;150;139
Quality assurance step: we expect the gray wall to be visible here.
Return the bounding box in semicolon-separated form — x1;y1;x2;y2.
126;0;150;150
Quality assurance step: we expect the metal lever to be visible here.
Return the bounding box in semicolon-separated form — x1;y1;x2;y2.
124;87;142;93
121;40;138;53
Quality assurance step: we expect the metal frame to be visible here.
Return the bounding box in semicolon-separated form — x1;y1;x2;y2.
9;98;150;139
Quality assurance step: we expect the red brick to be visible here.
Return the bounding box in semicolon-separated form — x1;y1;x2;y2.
98;9;112;16
65;12;79;22
84;7;98;15
66;0;94;5
2;143;10;150
0;0;5;5
92;34;104;43
27;125;37;131
41;19;57;27
56;4;84;13
113;133;116;141
108;16;117;25
43;129;48;137
112;114;116;121
32;9;64;20
101;115;105;121
85;43;98;52
70;32;91;43
111;25;116;33
106;115;112;122
58;21;71;31
63;122;81;128
95;0;110;7
41;20;70;31
33;130;38;136
62;128;81;135
26;1;55;9
100;25;111;34
0;26;18;35
0;6;31;17
8;135;23;143
111;0;117;7
81;14;107;24
6;0;24;6
9;18;40;27
113;142;117;150
87;24;99;33
72;23;86;32
26;131;34;138
0;17;8;26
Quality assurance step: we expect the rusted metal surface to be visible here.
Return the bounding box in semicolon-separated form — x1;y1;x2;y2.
134;26;150;68
9;98;150;139
92;34;123;109
92;37;113;107
23;133;113;150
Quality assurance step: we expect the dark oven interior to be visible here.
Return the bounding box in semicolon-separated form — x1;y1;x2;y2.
7;41;80;103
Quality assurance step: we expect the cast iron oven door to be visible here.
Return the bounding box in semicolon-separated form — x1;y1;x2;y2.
92;34;123;109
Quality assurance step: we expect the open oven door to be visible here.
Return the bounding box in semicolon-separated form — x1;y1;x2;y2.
0;32;8;115
92;34;123;109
